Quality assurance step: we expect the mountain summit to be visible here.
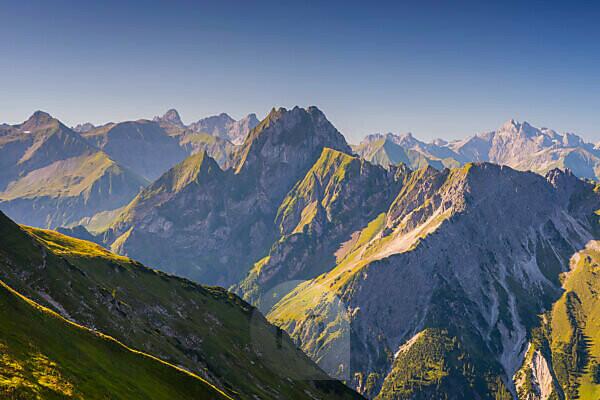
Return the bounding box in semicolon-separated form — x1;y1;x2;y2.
188;112;259;144
154;108;184;127
105;106;353;285
20;110;55;130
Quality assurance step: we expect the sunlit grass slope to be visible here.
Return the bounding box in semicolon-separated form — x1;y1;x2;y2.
0;279;230;400
0;211;362;399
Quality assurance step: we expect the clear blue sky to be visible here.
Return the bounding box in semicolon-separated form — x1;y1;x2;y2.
2;0;599;142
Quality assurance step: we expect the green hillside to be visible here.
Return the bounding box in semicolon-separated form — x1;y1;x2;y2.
515;241;600;399
0;278;230;399
0;211;361;400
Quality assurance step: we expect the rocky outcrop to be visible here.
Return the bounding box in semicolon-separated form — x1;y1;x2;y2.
72;122;95;133
188;112;259;144
153;108;251;166
153;108;184;127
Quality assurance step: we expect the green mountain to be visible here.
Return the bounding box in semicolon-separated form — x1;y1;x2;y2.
0;278;230;399
267;164;600;399
0;211;361;399
0;112;147;228
103;106;352;286
514;240;600;399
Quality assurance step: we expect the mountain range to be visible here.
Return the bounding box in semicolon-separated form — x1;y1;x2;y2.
355;119;600;181
103;106;351;286
0;111;147;229
1;105;599;399
0;109;258;229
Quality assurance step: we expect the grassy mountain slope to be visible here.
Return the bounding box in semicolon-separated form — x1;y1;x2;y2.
515;240;600;400
0;279;230;400
0;211;361;400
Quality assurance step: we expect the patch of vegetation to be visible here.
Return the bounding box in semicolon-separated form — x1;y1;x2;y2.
0;279;230;399
518;240;600;399
376;329;511;400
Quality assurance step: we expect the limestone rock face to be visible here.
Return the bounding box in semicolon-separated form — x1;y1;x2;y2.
188;112;259;144
268;164;599;399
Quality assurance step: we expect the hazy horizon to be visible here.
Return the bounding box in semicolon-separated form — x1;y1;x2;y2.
7;106;600;146
2;0;600;142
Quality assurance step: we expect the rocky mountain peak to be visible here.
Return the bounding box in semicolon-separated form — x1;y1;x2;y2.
72;122;96;133
393;131;419;147
500;118;520;132
227;113;260;144
561;132;584;147
235;106;351;175
545;167;575;185
359;132;386;144
238;113;260;129
245;113;259;121
543;167;594;208
359;132;417;147
21;111;55;130
497;119;540;139
188;112;235;137
155;108;184;126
